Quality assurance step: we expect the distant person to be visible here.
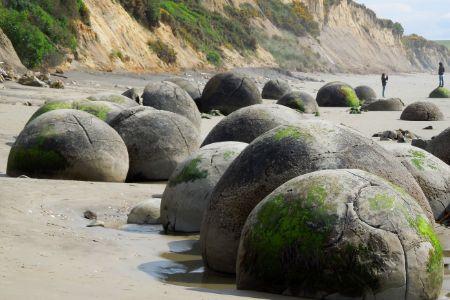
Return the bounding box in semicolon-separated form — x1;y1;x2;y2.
439;62;445;87
381;73;388;97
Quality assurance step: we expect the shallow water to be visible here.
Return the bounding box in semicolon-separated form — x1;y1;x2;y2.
138;238;236;290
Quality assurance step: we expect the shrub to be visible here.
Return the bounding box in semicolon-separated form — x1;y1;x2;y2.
148;39;177;65
0;0;90;68
118;0;160;27
206;51;221;66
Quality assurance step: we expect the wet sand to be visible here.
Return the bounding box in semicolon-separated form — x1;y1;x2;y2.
0;70;449;299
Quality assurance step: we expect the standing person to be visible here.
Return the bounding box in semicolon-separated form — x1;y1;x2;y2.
439;62;445;87
381;73;388;97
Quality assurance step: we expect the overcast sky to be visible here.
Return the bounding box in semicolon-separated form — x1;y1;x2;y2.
356;0;450;40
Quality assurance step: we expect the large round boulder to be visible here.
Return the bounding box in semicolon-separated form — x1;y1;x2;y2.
381;143;450;221
142;81;201;129
276;91;319;114
429;87;450;98
261;79;291;100
87;92;138;108
27;99;124;125
201;120;432;274
237;169;443;299
7;109;129;182
316;82;360;107
165;78;202;103
362;98;405;111
201;104;304;146
355;85;377;102
160;142;248;233
400;101;444;121
199;72;262;115
426;127;450;164
110;107;201;181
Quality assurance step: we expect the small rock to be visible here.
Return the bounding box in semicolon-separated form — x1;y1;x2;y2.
86;220;104;227
83;210;97;220
127;198;161;225
23;101;32;107
55;67;64;74
18;73;48;87
18;175;29;178
423;125;433;130
49;80;64;89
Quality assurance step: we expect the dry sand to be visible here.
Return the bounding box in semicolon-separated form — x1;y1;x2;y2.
0;70;449;299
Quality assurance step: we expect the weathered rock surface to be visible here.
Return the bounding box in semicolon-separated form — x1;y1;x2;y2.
381;143;450;221
276;91;319;114
160;142;247;232
201;104;304;146
316;82;360;107
429;87;450;98
7;109;129;182
201;120;432;274
127;198;161;225
400;101;444;121
142;81;201;129
87;93;138;108
237;169;443;299
363;98;405;111
261;79;291;100
165;78;202;103
110;106;201;181
355;85;377;102
198;72;262;115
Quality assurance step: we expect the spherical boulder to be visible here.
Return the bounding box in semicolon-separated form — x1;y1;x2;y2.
381;143;450;221
165;78;202;103
87;93;138;108
201;120;432;274
362;98;405;111
429;87;450;98
160;142;248;233
7;109;129;182
400;101;444;121
426;127;450;164
355;85;377;102
261;79;291;100
27;99;124;125
316;82;360;107
142;81;201;129
201;104;305;146
237;169;443;299
199;72;262;115
127;198;161;225
276;91;319;114
110;106;201;181
122;88;141;104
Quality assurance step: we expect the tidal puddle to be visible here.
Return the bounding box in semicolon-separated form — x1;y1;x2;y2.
139;239;236;290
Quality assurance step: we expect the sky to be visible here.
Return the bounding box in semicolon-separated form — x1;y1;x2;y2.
356;0;450;40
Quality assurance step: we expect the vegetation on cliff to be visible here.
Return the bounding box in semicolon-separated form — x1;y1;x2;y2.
0;0;89;68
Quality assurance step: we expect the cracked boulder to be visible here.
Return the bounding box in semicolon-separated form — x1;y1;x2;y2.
261;79;291;100
142;81;201;129
316;82;360;107
198;72;262;115
237;169;443;299
201;104;304;146
381;143;450;222
27;99;124;125
110;106;201;181
200;120;432;274
400;101;444;121
355;85;377;102
87;92;139;108
363;98;405;111
7;109;129;182
165;78;202;104
122;88;141;104
276;91;319;114
160;141;248;233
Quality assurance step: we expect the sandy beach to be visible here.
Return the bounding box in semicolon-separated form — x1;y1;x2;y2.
0;70;449;299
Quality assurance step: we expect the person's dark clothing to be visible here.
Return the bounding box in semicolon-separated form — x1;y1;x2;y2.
439;65;445;75
381;75;388;86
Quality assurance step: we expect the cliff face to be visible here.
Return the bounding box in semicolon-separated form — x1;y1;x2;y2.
1;0;447;73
